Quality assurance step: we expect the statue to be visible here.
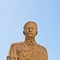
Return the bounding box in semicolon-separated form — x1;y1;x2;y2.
7;21;48;60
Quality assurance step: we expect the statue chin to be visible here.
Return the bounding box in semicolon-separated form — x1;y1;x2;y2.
27;34;35;38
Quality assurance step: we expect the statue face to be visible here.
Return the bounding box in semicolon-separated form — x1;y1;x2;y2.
24;22;37;37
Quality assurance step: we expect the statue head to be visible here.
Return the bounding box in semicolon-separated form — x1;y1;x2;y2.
23;21;38;38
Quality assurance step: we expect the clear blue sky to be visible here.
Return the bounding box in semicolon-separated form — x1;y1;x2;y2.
0;0;60;60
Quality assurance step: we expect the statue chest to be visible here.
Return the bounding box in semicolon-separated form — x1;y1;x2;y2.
16;45;44;60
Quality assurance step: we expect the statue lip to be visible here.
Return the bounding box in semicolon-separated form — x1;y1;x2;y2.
28;32;33;34
28;33;34;35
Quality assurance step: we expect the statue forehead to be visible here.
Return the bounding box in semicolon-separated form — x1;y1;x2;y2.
24;21;37;27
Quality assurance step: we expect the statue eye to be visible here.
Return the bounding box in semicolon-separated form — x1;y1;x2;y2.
32;28;33;29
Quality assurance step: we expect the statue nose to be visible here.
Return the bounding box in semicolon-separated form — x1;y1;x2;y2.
29;28;32;32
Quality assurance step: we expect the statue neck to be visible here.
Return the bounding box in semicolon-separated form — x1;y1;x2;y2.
25;36;36;45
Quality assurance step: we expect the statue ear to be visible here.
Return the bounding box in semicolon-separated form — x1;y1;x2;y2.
23;31;25;35
36;31;38;36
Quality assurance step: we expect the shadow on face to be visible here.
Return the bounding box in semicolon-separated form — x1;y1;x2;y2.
23;21;38;37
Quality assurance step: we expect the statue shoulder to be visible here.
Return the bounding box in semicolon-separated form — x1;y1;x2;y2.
36;44;47;56
10;42;24;49
38;44;47;51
